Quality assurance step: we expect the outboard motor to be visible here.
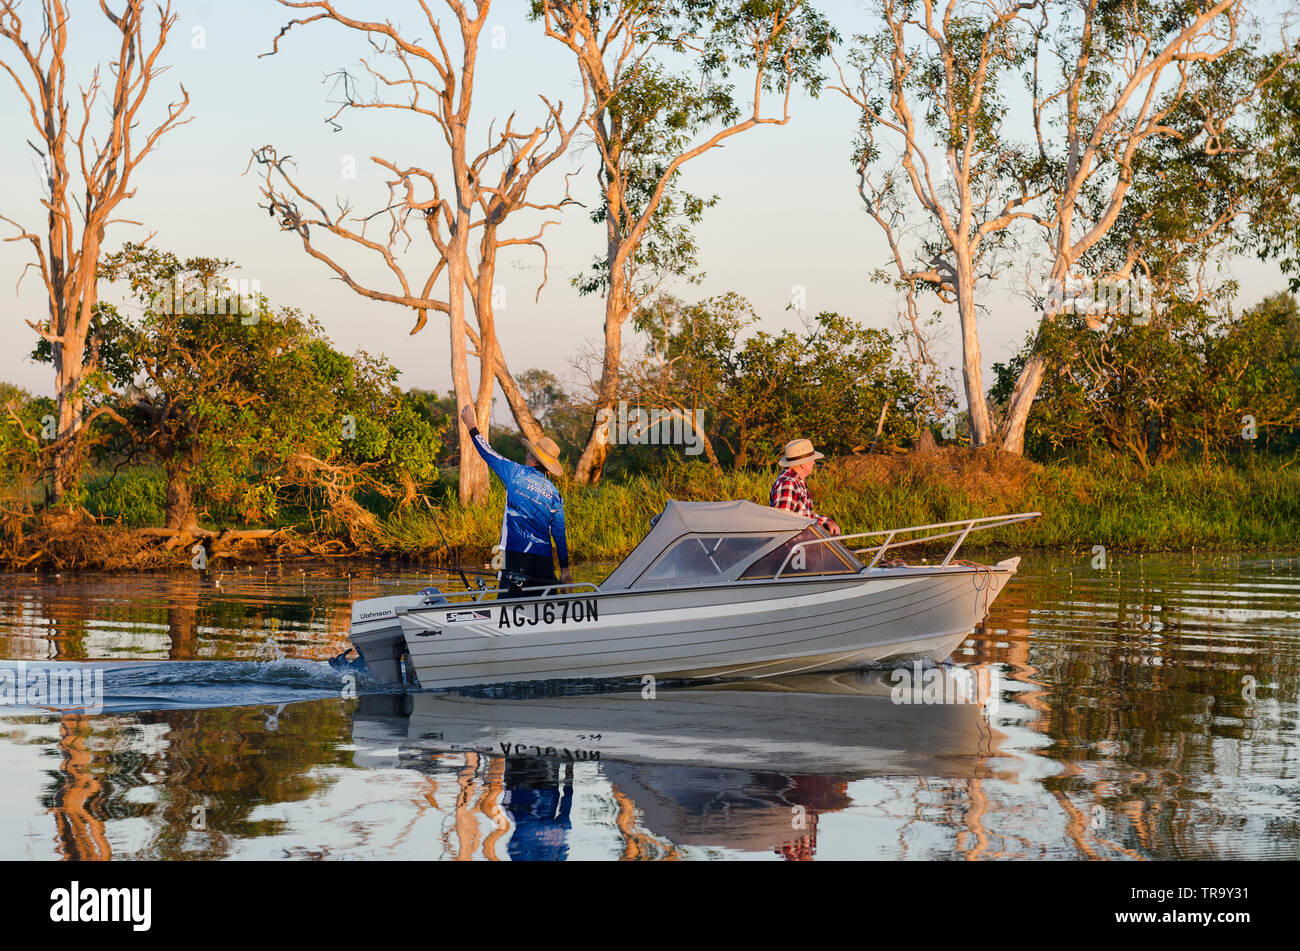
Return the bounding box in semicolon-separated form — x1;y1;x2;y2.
341;586;449;686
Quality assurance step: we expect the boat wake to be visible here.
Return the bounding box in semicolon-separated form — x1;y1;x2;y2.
0;658;402;716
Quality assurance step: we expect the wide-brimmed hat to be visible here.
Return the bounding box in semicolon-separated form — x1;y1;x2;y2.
524;435;564;478
778;438;825;468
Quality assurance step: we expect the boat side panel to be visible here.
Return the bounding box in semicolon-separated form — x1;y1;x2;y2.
400;570;1012;687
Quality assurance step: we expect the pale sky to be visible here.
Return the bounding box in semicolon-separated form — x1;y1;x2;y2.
0;0;1289;421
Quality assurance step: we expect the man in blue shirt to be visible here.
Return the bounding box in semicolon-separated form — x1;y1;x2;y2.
460;405;571;598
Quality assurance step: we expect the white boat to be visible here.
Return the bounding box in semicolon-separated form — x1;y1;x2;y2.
343;501;1038;689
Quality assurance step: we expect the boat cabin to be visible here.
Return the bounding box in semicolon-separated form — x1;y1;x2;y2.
599;500;862;591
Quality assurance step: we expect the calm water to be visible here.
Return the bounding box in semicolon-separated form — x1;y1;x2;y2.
0;553;1297;861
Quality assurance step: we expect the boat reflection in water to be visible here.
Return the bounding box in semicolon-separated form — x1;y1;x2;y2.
350;667;1007;859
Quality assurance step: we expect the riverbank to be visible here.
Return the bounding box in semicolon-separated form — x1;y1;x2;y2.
2;449;1296;571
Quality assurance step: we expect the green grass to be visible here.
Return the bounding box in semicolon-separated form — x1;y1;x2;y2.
81;464;166;526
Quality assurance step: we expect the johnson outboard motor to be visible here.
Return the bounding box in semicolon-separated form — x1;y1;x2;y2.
333;586;449;684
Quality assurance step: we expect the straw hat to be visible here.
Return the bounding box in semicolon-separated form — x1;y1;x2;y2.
524;435;564;478
778;438;825;468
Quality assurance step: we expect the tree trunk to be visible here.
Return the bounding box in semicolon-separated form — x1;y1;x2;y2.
999;252;1070;456
50;307;91;501
697;420;722;471
164;481;196;533
448;245;488;505
954;254;992;448
998;350;1047;456
472;240;500;438
735;442;749;471
574;270;627;484
164;462;199;532
492;351;545;444
51;353;82;501
463;292;545;444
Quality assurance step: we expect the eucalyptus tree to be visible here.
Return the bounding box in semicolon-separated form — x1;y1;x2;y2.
832;0;1045;448
254;0;587;504
996;0;1262;456
838;0;1271;456
537;0;835;483
0;0;190;500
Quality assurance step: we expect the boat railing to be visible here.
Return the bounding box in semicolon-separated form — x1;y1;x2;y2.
418;581;601;604
773;511;1041;579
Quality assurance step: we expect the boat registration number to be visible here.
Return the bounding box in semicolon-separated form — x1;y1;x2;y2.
498;598;599;629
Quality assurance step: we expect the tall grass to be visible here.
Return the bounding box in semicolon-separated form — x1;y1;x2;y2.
74;454;1299;561
386;455;1299;560
81;465;166;526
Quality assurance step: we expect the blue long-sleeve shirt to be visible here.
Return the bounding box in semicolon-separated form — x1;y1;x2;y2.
468;427;568;566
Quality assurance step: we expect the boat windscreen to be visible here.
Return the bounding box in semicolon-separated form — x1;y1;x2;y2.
638;533;782;585
739;527;860;578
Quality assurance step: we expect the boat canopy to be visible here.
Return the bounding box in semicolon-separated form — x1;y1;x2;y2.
599;499;857;591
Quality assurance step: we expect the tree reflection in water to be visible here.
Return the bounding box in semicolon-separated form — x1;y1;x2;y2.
4;554;1298;860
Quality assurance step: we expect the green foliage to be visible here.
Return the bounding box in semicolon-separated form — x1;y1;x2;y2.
1252;51;1300;292
628;293;950;468
79;244;444;530
31;302;137;396
81;464;167;526
0;383;53;496
998;293;1300;466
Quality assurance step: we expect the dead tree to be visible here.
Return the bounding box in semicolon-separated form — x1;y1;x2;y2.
255;0;586;504
0;0;190;499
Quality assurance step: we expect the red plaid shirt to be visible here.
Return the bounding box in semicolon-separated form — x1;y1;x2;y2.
769;468;836;531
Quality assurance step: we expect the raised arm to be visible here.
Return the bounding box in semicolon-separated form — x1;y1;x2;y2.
461;404;517;484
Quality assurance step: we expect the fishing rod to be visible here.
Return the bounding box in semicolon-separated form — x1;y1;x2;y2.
422;495;474;591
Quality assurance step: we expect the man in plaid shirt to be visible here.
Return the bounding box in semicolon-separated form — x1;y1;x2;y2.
769;438;841;536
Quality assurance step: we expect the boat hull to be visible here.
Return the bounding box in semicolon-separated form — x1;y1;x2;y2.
355;562;1017;689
